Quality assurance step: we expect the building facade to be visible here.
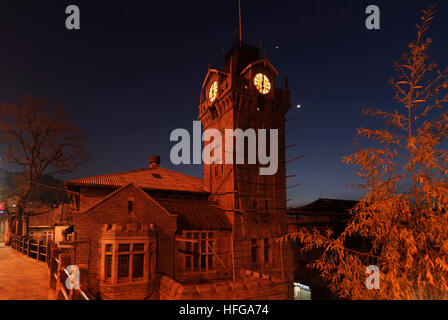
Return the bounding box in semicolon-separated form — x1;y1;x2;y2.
65;42;294;300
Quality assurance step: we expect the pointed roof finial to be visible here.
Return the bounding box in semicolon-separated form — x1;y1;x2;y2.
238;0;243;44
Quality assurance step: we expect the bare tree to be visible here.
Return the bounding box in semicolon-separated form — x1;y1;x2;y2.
289;5;448;299
0;96;88;236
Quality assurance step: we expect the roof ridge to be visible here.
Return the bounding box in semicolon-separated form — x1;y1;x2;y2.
67;166;203;183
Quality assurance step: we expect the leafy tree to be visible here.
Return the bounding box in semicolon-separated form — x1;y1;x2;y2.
0;96;88;236
290;5;448;299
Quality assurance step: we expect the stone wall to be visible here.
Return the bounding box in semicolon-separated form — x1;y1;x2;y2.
159;270;288;300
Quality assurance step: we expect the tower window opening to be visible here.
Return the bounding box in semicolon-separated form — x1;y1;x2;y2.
264;239;270;262
251;239;258;263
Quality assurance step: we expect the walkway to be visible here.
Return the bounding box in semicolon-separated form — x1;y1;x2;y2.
0;243;56;300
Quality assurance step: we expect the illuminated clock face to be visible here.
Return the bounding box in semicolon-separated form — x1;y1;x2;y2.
209;81;218;102
254;73;271;95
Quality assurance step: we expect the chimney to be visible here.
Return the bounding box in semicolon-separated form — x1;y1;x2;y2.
149;155;160;169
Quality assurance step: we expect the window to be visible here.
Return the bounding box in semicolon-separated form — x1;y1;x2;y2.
103;241;149;282
207;232;214;269
105;255;112;279
128;201;134;214
264;239;270;262
132;254;144;279
105;244;112;280
118;244;131;280
185;233;192;271
193;233;199;271
184;232;214;272
43;231;53;243
251;239;258;263
132;243;144;279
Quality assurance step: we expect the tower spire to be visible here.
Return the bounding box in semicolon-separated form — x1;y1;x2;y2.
238;0;243;43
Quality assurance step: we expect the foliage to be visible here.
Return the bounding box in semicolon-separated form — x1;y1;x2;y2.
288;5;448;299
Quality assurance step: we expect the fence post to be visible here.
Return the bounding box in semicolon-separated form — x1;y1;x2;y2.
49;245;59;290
37;240;40;261
55;253;62;298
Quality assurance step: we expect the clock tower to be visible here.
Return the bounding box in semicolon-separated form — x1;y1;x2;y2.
199;41;293;285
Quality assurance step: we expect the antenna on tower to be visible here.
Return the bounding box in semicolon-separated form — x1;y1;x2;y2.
238;0;243;43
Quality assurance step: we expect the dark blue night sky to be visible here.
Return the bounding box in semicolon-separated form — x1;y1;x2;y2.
1;0;447;206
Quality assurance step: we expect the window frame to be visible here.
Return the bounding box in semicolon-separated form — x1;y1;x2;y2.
183;231;215;273
263;239;270;263
100;238;152;285
251;239;258;263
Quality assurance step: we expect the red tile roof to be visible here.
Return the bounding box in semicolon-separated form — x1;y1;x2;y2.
155;198;232;231
66;167;205;193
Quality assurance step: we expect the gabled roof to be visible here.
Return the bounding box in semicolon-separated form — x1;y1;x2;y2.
240;59;279;78
155;198;232;231
81;183;174;217
288;198;358;216
66;167;205;194
202;69;228;89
